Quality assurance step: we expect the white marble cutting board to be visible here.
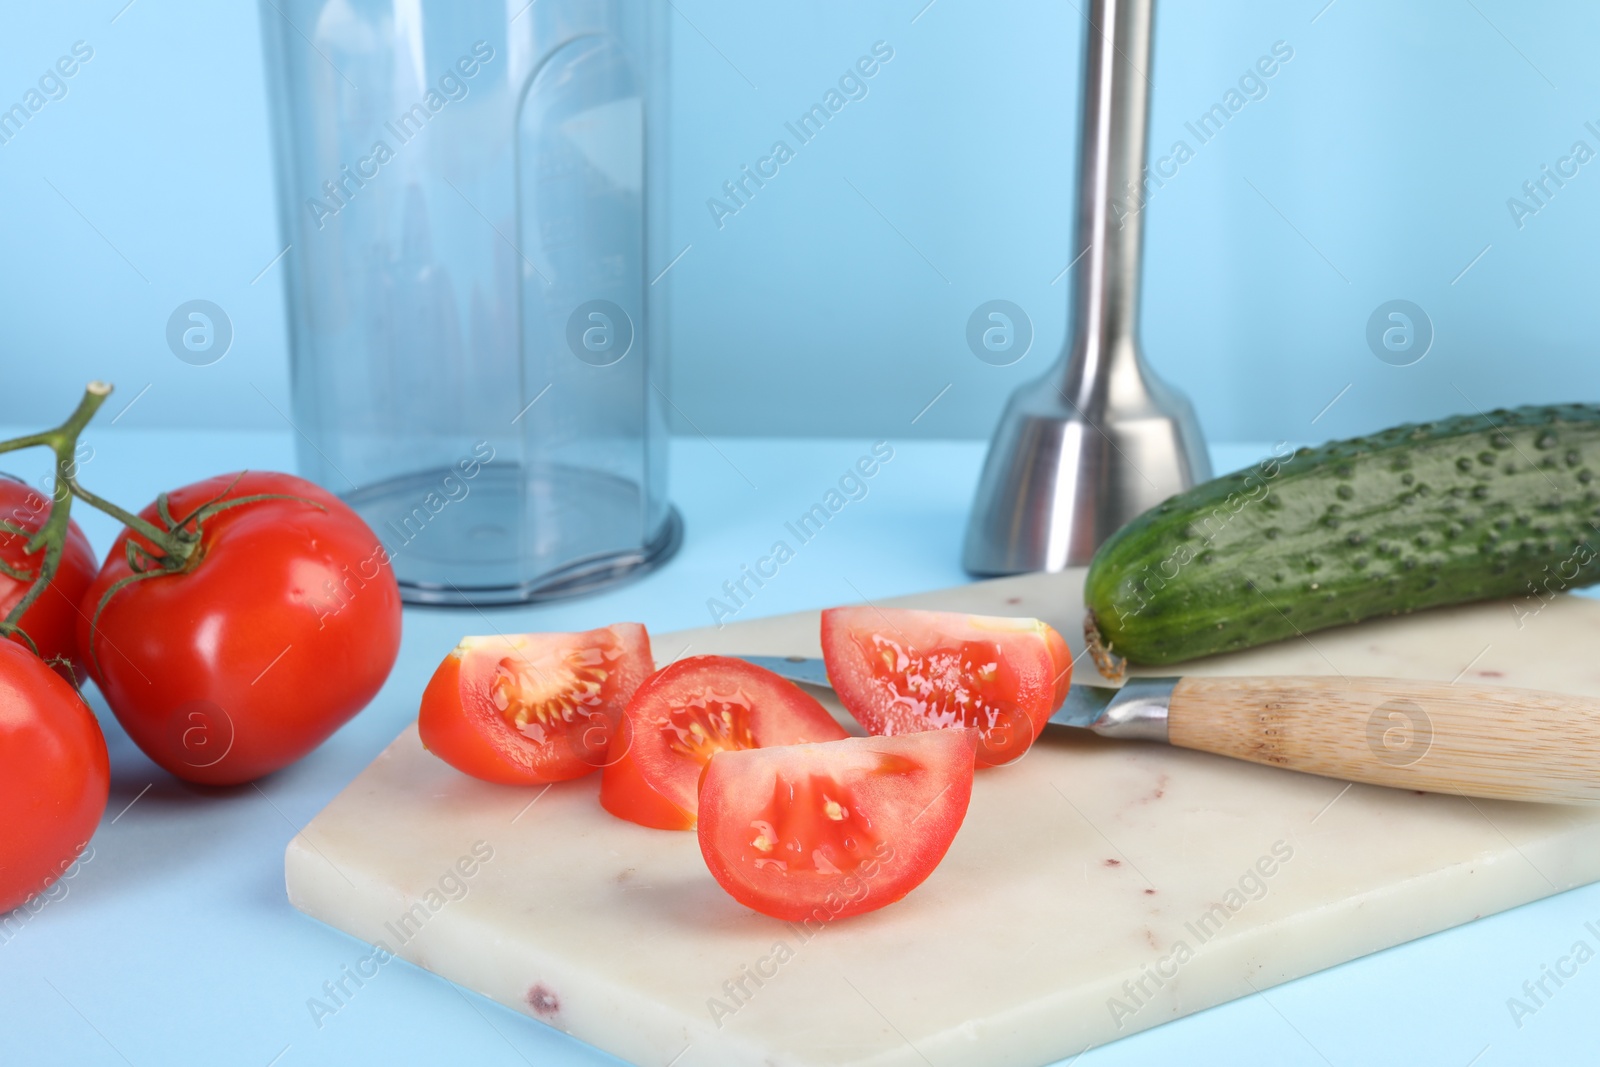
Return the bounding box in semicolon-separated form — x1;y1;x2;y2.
286;569;1600;1066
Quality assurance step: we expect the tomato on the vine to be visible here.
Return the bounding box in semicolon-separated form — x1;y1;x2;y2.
0;477;97;684
76;471;402;785
419;625;655;785
0;640;108;913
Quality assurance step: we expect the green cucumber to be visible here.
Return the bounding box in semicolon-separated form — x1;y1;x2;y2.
1083;403;1600;667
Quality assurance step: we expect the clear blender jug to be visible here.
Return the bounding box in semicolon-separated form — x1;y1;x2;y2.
259;0;678;605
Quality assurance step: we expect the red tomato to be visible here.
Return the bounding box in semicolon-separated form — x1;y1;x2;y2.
0;477;97;684
697;729;975;922
419;624;655;785
77;472;402;785
601;655;850;830
0;640;108;913
821;606;1072;768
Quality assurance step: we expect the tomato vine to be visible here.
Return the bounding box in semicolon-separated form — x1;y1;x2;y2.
0;382;111;651
0;381;322;669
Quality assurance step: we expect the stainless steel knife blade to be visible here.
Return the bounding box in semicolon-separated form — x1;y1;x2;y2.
738;654;832;689
737;654;1175;741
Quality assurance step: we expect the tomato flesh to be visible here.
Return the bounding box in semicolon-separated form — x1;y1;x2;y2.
821;606;1072;767
420;624;653;785
601;655;849;830
697;730;975;922
0;640;108;913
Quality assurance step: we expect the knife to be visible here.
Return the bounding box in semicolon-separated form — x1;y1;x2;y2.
736;655;1600;806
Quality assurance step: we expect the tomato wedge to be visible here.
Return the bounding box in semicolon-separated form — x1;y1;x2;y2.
821;606;1072;768
601;655;849;830
419;624;653;785
697;730;975;922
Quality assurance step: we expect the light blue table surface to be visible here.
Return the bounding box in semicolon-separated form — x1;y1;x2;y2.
2;430;1593;1067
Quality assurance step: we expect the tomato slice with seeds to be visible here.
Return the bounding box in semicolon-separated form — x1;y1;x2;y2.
600;655;850;830
697;730;975;922
821;606;1072;768
419;624;653;785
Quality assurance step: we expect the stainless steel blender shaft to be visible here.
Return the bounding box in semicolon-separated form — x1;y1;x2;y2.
962;0;1210;575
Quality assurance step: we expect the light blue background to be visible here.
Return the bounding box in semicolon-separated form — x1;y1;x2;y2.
2;0;1596;446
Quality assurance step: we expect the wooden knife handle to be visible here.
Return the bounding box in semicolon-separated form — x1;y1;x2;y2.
1166;675;1600;805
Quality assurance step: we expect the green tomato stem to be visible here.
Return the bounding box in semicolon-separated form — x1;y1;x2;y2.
0;381;303;654
0;381;201;639
0;382;111;632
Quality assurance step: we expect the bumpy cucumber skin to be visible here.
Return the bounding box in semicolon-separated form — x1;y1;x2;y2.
1084;404;1600;665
